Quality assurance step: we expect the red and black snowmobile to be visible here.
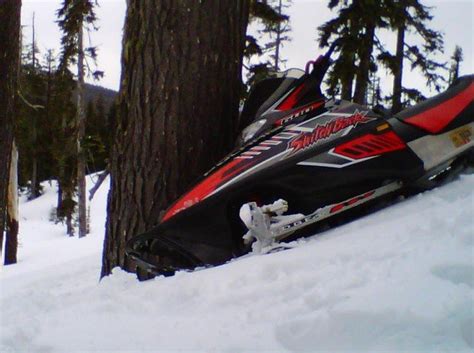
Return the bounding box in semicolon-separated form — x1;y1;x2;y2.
126;45;474;277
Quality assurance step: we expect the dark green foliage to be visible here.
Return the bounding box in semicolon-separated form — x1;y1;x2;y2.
15;44;115;232
318;0;389;104
57;0;103;79
260;0;292;71
57;0;102;237
378;1;445;112
319;0;445;110
16;46;77;226
16;48;45;195
57;0;98;71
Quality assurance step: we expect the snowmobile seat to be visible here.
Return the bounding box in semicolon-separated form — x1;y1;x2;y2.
395;75;474;134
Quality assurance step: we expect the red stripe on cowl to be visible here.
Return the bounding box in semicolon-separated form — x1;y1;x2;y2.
277;85;305;111
162;159;245;222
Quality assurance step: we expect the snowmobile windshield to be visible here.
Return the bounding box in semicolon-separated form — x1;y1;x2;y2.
254;69;305;118
237;70;306;145
238;44;336;146
239;69;305;132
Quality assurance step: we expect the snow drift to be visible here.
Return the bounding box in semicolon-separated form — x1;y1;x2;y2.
1;173;473;352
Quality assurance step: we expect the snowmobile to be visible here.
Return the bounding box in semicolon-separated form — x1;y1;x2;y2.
126;44;474;278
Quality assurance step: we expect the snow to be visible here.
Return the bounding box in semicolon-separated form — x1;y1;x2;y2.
1;173;473;352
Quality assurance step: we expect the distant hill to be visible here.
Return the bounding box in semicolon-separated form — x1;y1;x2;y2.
83;83;118;110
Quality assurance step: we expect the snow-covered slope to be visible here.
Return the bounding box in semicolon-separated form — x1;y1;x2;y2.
1;174;473;352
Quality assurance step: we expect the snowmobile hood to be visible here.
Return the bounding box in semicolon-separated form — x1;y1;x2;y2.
162;104;379;222
162;45;341;222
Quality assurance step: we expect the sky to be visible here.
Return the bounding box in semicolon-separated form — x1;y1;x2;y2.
21;0;473;98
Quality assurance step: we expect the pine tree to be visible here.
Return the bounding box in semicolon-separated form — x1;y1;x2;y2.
101;1;250;277
25;48;77;235
319;0;389;103
448;45;463;86
244;0;291;92
261;0;292;71
48;56;77;236
377;0;445;113
17;14;45;199
57;0;100;237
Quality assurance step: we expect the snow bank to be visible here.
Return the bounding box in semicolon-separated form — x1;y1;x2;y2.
1;174;473;352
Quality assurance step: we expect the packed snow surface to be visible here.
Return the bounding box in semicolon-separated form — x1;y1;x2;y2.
1;174;473;352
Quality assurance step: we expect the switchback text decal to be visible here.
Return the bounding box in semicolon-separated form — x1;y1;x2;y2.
290;111;372;152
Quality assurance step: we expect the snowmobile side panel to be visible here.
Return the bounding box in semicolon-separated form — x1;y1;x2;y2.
407;122;473;171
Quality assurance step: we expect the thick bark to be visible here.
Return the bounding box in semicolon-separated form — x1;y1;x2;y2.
5;141;19;265
391;22;405;114
101;1;249;276
353;24;375;105
0;0;21;241
77;26;87;237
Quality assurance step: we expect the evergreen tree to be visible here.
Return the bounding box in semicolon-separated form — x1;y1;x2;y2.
260;0;292;71
320;0;445;109
101;1;250;277
57;0;100;237
244;0;291;92
448;45;463;86
377;0;445;113
17;25;46;198
48;60;77;235
319;0;389;103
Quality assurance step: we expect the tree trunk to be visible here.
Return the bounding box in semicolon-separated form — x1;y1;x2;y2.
391;22;405;114
101;0;249;277
274;0;282;71
340;17;356;101
30;122;39;198
59;105;75;237
77;25;87;237
0;0;21;243
5;141;19;265
353;24;375;105
341;76;354;101
30;11;39;199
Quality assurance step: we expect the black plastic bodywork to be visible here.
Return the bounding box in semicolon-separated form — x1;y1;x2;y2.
126;53;473;277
